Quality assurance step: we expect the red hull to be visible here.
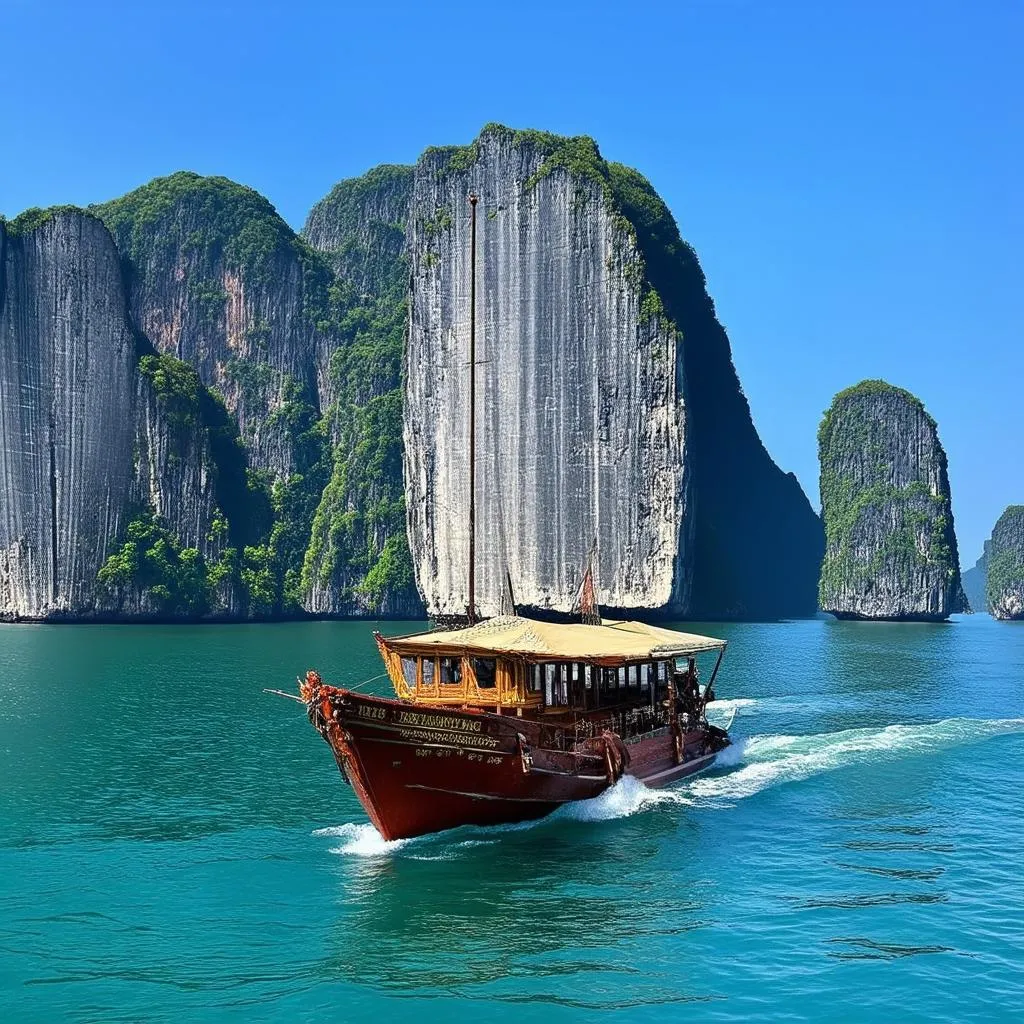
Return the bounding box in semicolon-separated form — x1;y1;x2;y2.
309;688;727;840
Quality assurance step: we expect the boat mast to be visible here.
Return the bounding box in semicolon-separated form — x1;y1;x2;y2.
468;193;478;623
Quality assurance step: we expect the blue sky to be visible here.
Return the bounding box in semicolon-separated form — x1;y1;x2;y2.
2;0;1020;567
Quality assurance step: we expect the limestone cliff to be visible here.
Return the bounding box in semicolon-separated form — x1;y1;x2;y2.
0;210;237;619
304;165;413;297
404;128;690;617
818;380;966;620
386;125;821;619
986;506;1024;620
4;127;826;622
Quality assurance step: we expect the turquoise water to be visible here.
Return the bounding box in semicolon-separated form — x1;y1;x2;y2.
1;615;1023;1022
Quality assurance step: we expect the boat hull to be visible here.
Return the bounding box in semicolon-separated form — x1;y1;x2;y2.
308;688;727;840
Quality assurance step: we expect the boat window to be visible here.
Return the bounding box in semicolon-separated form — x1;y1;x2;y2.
618;667;626;689
422;658;436;687
543;664;569;706
656;661;667;682
640;664;650;691
583;664;593;690
440;657;462;685
473;657;496;689
627;665;639;689
401;657;417;687
569;663;583;701
530;664;543;692
602;667;617;693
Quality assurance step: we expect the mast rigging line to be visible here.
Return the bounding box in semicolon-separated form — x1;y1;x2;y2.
468;192;479;625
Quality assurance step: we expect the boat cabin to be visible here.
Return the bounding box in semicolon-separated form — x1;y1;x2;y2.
375;616;726;721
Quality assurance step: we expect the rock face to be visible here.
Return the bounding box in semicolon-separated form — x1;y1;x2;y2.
93;173;327;483
818;380;966;621
389;125;822;619
404;129;690;616
0;210;231;619
986;506;1024;620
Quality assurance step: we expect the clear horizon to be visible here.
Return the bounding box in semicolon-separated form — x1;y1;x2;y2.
3;0;1020;569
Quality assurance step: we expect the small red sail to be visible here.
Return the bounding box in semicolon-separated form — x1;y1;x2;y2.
578;566;601;626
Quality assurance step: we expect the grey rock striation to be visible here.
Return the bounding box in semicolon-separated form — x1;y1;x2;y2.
986;506;1024;620
818;380;966;620
0;210;228;619
404;130;690;617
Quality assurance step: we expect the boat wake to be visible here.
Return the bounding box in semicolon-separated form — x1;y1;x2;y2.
313;822;412;857
688;716;1024;806
314;718;1024;854
553;774;682;822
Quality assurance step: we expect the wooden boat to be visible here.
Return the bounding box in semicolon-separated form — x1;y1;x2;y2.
298;616;730;840
289;193;731;840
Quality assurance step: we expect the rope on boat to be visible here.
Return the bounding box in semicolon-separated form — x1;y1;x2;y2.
346;671;389;693
264;669;388;705
263;688;305;703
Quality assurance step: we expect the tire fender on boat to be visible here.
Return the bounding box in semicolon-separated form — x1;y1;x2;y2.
671;723;684;766
601;729;630;784
516;732;533;774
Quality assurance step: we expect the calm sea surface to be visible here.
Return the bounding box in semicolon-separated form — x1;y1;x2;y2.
1;615;1023;1022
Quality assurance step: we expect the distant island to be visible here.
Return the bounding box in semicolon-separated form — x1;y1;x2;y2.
817;380;966;622
986;506;1024;620
0;124;823;623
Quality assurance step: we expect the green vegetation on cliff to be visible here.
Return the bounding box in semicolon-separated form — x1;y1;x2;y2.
95;166;424;615
138;351;271;549
92;173;357;615
300;166;420;614
98;511;219;617
96;348;276;615
306;164;412;237
986;550;1024;610
3;205;87;238
818;380;936;453
305;294;414;612
92;172;331;303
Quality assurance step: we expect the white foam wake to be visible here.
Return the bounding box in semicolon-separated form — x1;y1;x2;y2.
553;774;688;822
312;821;412;857
689;716;1024;806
